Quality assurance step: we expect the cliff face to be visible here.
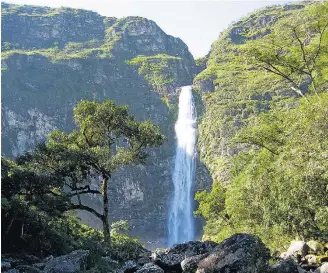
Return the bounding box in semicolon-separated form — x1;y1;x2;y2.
192;2;318;185
1;3;210;247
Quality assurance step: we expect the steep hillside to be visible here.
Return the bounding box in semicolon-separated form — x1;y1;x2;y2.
193;1;328;248
1;3;210;247
194;1;325;183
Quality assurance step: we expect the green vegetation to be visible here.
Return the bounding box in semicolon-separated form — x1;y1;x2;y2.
2;99;165;255
1;47;112;61
196;94;328;250
127;54;181;91
20;99;165;242
196;1;328;252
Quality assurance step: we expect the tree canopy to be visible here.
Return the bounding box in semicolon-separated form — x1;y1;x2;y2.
15;99;166;243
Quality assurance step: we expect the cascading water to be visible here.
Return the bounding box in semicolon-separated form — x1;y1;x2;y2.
168;85;197;246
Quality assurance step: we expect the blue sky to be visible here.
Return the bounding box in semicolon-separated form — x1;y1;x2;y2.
6;0;299;57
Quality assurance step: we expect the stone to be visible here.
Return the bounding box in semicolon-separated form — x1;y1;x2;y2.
181;254;209;273
308;241;324;254
315;263;328;273
305;254;317;264
152;241;218;271
269;259;299;273
282;241;310;260
137;257;151;266
136;263;164;273
119;260;139;273
43;250;90;273
194;234;270;273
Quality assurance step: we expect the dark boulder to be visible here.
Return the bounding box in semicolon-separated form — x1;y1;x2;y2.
152;241;218;271
181;254;209;273
43;250;90;273
136;263;164;273
192;234;270;273
119;260;139;273
269;259;300;273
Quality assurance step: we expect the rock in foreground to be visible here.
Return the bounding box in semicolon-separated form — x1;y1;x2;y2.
153;234;269;273
43;250;90;273
194;234;270;273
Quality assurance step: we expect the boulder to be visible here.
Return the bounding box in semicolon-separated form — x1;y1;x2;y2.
269;259;299;273
152;241;217;271
283;241;309;261
315;263;328;273
43;250;90;273
195;234;269;273
181;254;209;273
308;241;324;254
136;263;164;273
305;254;317;264
138;257;151;266
119;260;139;273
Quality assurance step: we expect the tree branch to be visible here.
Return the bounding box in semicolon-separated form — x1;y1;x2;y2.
69;204;104;220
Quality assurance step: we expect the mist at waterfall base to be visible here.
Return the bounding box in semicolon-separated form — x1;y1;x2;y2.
168;86;197;246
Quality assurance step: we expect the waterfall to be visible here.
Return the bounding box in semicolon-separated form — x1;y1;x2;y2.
168;85;197;246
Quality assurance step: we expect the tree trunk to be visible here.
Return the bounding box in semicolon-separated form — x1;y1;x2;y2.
102;176;111;243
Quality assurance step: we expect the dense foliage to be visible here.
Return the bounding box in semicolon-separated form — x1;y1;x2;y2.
196;94;328;250
196;1;328;252
127;54;182;92
1;99;165;256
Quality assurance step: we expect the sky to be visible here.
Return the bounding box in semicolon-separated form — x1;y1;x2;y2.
6;0;300;58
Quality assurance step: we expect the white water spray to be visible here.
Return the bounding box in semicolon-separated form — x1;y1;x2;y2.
168;86;197;246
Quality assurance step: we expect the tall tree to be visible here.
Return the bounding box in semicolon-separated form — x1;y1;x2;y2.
24;99;165;242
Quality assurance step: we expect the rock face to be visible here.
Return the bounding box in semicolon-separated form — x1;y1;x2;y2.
1;3;212;247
